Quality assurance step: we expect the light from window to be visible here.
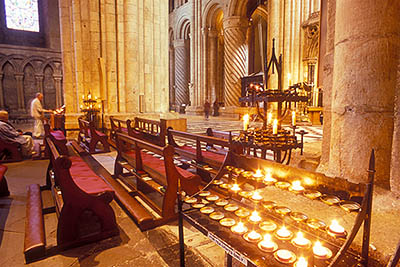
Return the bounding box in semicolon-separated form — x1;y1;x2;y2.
5;0;39;32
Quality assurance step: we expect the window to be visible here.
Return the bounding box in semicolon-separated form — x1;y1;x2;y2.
5;0;39;32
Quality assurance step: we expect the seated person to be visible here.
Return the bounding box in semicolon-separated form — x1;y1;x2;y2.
0;110;35;158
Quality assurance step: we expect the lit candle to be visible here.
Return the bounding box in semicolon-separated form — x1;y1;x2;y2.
80;104;83;110
243;114;249;131
290;181;304;192
273;119;278;135
267;112;272;126
277;249;292;261
264;172;277;184
276;226;292;239
295;257;308;267
98;104;101;109
231;222;248;234
251;190;263;201
293;232;310;247
259;234;275;250
249;210;262;223
313;241;328;257
95;96;98;100
329;220;345;234
230;183;241;193
292;111;296;126
247;230;261;241
253;169;263;180
88;93;92;99
288;73;292;85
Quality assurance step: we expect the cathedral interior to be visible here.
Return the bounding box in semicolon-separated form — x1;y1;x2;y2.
0;0;399;266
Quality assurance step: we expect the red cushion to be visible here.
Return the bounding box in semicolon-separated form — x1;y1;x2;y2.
69;156;114;195
180;145;196;154
88;129;107;137
50;130;66;141
0;165;7;182
201;150;225;164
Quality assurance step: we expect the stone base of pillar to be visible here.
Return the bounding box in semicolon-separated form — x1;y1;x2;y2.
219;106;259;119
185;106;205;116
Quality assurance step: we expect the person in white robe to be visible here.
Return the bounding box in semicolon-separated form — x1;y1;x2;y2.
30;93;52;139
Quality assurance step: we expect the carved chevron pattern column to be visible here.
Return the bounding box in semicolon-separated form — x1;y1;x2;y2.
174;39;190;106
223;17;248;106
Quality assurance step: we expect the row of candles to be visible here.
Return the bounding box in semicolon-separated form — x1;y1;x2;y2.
80;92;102;111
242;111;296;133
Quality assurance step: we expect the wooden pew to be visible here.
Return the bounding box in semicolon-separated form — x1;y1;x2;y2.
24;137;119;262
109;116;131;142
0;164;9;197
114;132;201;229
167;128;231;175
0;138;23;162
128;117;167;146
44;124;68;156
78;118;110;153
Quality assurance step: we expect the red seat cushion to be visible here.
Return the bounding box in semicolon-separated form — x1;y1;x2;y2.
88;129;107;137
201;150;225;164
50;130;66;141
69;156;114;195
0;165;7;182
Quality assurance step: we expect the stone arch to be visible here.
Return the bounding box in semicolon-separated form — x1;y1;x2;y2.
226;0;259;17
0;55;19;74
43;64;57;110
203;1;223;28
23;62;37;110
176;17;191;40
20;56;46;74
39;58;62;75
2;62;18;112
248;4;268;74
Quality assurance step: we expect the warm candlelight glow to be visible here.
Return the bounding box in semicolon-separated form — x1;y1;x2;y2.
80;104;83;109
82;94;85;100
253;169;263;180
249;210;262;223
95;96;98;100
288;73;292;85
292;111;296;126
267;112;272;125
313;241;328;257
232;222;247;234
296;257;308;267
329;220;345;234
251;190;263;201
293;232;310;247
277;249;292;261
276;226;292;239
273;119;278;135
243;114;250;131
264;172;277;184
247;230;261;241
230;183;241;193
291;181;304;192
260;234;274;249
88;93;92;99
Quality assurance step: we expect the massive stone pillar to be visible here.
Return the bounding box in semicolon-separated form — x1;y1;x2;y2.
174;39;190;106
53;75;63;107
326;0;400;187
223;16;248;106
391;59;400;193
208;29;218;102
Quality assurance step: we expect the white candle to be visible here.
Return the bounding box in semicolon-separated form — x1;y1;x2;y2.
88;93;92;100
230;183;241;193
292;111;296;126
273;119;278;135
267;112;272;125
243;114;249;131
264;172;277;183
313;241;328;257
293;232;310;247
232;222;247;234
296;257;308;267
253;169;263;180
82;94;85;100
251;191;263;201
249;210;261;222
291;181;304;192
329;220;345;234
247;230;261;241
276;226;291;239
260;234;275;249
288;73;292;85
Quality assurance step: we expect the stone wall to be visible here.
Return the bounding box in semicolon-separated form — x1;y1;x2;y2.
59;0;169;129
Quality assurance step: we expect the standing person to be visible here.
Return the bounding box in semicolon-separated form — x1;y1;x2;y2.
204;99;211;120
213;100;219;116
0;110;34;157
30;93;52;139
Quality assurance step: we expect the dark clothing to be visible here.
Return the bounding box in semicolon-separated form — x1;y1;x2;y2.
0;121;27;145
204;101;211;119
213;101;219;116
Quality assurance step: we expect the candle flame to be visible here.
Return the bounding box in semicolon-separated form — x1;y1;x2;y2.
296;257;308;267
292;181;304;191
243;114;249;122
255;169;262;177
330;220;345;233
252;190;262;200
313;241;327;257
263;234;272;242
231;183;241;192
249;210;261;222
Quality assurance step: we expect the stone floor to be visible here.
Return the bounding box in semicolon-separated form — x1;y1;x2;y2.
0;116;399;267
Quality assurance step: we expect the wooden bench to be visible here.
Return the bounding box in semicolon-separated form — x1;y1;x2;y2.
0;138;23;162
109;116;131;142
387;240;400;267
128;117;167;147
24;137;119;262
167;128;231;177
78;118;110;154
114;132;201;230
0;164;9;197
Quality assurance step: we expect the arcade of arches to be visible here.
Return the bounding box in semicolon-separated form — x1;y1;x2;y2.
0;0;400;193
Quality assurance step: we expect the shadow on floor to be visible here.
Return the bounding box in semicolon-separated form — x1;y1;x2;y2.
0;196;12;244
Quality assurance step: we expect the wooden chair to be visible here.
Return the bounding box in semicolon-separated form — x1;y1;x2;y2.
78;118;110;153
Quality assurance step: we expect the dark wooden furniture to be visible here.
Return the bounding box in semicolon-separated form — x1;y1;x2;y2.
387;240;400;267
0;164;9;197
78;118;110;153
109;116;131;142
113;132;201;230
23;137;119;263
0;138;23;162
178;149;376;267
128;117;167;147
167;128;230;174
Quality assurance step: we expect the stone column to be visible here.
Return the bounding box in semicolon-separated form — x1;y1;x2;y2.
208;29;218;102
53;75;63;107
14;73;25;111
326;0;400;187
223;16;248;106
35;74;44;94
0;73;4;108
174;39;190;106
